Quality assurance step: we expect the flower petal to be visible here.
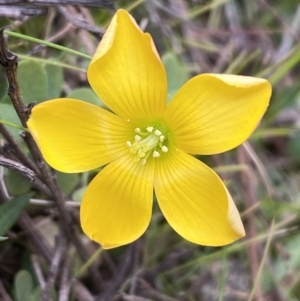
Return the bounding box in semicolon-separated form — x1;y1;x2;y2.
164;74;271;154
27;99;132;173
80;154;154;249
154;148;245;246
88;9;167;120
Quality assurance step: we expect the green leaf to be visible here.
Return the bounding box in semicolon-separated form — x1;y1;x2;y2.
0;194;31;236
14;270;33;301
5;169;32;196
30;287;41;301
72;186;86;203
68;87;106;107
45;64;63;99
162;52;189;101
56;171;79;196
18;60;48;104
0;103;23;141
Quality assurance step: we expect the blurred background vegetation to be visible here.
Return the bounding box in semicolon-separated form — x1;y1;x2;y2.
0;0;300;300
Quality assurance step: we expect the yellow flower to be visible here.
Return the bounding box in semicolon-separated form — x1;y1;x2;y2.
27;9;271;249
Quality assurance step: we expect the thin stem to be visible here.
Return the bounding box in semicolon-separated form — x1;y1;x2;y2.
0;118;28;131
4;30;92;60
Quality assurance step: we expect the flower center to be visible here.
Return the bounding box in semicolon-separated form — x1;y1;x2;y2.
126;124;169;165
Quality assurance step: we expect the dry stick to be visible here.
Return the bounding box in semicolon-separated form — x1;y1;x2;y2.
57;5;105;35
31;254;47;289
0;145;52;197
1;0;116;9
0;156;35;181
0;279;13;301
0;124;41;176
17;213;54;262
0;30;103;288
41;234;66;301
58;255;72;301
0;5;46;18
136;278;181;301
96;244;136;301
58;255;94;301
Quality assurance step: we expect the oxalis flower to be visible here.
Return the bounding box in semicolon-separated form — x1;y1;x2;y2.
27;9;271;249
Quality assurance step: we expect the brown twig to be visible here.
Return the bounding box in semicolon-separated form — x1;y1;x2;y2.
57;5;105;36
0;0;115;8
58;255;71;301
31;254;46;289
0;279;13;301
96;244;136;301
41;234;66;301
0;155;35;181
0;123;41;176
0;145;52;197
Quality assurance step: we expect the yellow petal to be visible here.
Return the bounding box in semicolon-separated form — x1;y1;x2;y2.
164;74;271;154
88;9;167;120
27;99;132;173
80;154;154;249
154;148;245;246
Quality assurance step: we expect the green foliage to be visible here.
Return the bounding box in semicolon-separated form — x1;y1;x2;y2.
14;270;33;301
68;87;105;106
162;52;189;101
0;195;30;237
56;171;80;196
45;64;63;99
5;169;31;196
16;60;64;104
17;60;48;104
13;270;57;301
0;103;23;140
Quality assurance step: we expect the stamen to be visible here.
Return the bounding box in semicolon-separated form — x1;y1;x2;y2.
135;135;142;142
161;146;168;153
146;126;154;133
138;149;146;158
153;151;160;158
127;124;169;164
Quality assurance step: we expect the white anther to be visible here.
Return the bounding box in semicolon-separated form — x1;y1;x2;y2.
126;141;132;147
135;135;142;142
141;159;147;165
161;145;168;153
146;126;154;133
135;127;141;133
154;130;162;136
153;151;160;158
159;135;165;142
